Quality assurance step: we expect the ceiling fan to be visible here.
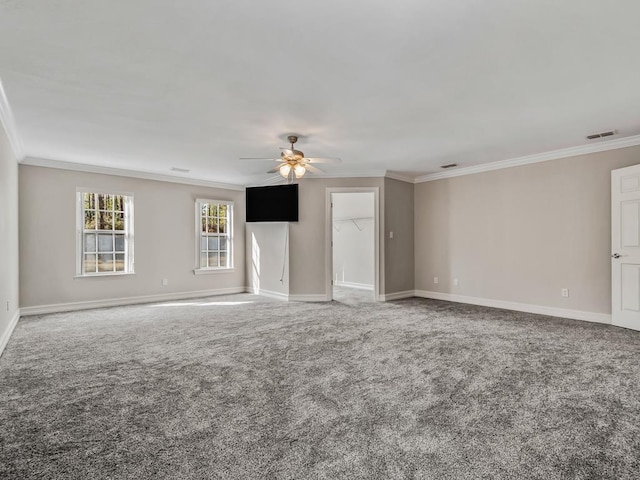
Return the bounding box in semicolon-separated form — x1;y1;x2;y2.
240;135;342;180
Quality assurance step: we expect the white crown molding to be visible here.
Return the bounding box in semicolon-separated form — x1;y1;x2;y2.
21;156;246;191
415;135;640;183
0;309;21;358
414;290;612;324
20;287;247;316
21;156;399;189
307;169;388;179
384;171;417;183
248;175;288;187
20;134;640;188
247;170;397;188
0;78;25;161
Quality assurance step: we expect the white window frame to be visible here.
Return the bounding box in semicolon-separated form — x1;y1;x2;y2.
75;189;135;277
194;199;234;274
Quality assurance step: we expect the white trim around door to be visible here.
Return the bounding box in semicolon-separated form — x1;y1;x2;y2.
325;187;381;302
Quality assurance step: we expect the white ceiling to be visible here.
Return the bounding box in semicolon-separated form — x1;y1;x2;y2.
1;0;640;186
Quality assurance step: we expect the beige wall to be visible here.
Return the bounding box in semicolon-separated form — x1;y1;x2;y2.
290;178;385;296
384;178;415;295
21;143;633;316
19;165;245;309
0;122;19;350
415;145;640;315
17;169;401;307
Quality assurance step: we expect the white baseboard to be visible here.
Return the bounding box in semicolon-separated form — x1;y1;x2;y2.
380;290;415;301
18;286;609;325
414;290;612;324
246;287;329;302
20;287;247;316
0;309;21;357
245;287;289;301
335;281;374;291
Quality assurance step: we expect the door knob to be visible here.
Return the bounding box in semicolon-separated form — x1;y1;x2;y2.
612;253;621;259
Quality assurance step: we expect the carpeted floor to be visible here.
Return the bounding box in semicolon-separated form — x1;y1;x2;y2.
332;285;375;304
1;294;640;479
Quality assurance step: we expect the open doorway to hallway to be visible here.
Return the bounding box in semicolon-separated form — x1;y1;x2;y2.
331;192;376;303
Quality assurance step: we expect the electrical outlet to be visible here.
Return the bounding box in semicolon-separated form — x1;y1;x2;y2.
434;277;439;284
389;231;394;239
561;288;569;297
453;278;459;286
162;279;169;286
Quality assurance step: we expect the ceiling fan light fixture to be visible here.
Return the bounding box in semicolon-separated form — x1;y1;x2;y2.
279;163;291;177
293;164;306;178
240;134;341;179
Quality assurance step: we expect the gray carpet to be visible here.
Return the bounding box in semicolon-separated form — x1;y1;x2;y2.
332;285;375;304
1;294;640;479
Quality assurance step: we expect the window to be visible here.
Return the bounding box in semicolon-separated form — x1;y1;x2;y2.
77;191;134;276
196;199;233;272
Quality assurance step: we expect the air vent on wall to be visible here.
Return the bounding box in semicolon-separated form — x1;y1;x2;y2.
171;167;191;173
440;163;458;169
586;130;616;140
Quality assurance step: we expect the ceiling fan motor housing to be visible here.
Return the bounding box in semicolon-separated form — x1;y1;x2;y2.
282;149;305;162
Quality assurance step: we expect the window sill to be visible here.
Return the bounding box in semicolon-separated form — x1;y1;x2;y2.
193;268;235;275
74;272;136;279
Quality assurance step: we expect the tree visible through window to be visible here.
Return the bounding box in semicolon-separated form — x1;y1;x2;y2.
78;192;133;275
197;200;232;269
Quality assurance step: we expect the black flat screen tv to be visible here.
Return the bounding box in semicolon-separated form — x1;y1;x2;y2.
246;184;299;222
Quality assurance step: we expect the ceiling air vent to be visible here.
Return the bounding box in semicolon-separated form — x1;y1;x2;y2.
171;167;191;173
586;130;616;140
440;163;458;169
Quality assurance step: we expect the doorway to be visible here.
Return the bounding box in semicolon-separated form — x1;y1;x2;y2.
326;188;379;303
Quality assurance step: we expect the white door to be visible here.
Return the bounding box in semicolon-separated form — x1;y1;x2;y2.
612;164;640;331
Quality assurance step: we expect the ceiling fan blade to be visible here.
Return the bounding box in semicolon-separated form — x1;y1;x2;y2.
239;157;281;161
238;157;282;162
266;167;280;174
304;164;325;174
304;157;342;164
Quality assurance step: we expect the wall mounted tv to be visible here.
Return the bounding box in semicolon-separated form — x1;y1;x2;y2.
246;184;299;222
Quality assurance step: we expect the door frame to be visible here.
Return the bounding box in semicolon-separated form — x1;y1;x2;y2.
325;187;380;301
